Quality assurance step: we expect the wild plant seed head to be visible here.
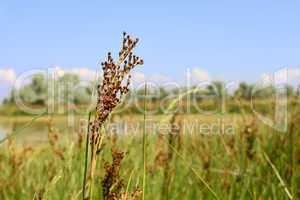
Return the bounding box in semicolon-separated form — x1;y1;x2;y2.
102;148;125;200
90;32;143;138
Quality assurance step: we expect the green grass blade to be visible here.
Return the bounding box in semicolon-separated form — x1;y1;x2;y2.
82;112;91;200
142;83;147;200
125;168;136;197
263;151;293;199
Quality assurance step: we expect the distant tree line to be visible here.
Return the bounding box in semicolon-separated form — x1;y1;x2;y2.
3;73;94;106
2;74;300;108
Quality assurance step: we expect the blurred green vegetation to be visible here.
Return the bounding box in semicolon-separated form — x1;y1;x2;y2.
1;74;299;116
0;113;300;199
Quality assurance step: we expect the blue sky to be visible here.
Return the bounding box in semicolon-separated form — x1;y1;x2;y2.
0;0;300;99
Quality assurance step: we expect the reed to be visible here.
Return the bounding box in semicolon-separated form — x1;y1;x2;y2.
84;32;143;199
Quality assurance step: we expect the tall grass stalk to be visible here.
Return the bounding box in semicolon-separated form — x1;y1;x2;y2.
142;83;147;200
82;112;91;200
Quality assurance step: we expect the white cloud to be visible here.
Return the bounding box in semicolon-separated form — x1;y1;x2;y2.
190;68;210;82
70;68;98;80
131;72;146;83
131;72;172;85
132;68;210;87
53;66;65;77
149;74;172;83
260;68;300;86
0;68;16;84
260;73;272;85
53;66;98;80
288;68;300;80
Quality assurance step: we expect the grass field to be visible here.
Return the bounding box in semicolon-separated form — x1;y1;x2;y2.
0;111;299;199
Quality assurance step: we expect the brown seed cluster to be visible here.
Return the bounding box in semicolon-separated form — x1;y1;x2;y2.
120;187;142;200
101;148;142;200
102;148;124;200
90;32;143;139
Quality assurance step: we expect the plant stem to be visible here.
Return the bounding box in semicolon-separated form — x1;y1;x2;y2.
82;112;91;200
142;83;147;200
